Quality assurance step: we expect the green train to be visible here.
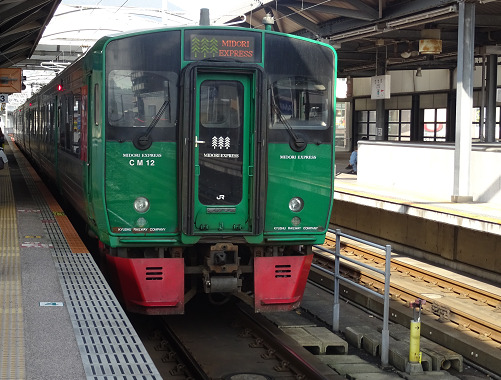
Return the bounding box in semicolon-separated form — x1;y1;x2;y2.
14;25;337;314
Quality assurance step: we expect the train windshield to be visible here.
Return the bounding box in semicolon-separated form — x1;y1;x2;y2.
270;76;329;130
105;30;181;141
265;34;334;144
107;70;177;128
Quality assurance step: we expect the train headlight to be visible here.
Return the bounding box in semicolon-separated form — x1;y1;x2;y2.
289;197;304;212
136;217;147;227
134;197;150;213
291;216;301;226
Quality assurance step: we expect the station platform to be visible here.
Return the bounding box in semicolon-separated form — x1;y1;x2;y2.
333;151;501;283
335;166;501;235
0;139;160;380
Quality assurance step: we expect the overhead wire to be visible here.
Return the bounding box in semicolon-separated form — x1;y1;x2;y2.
115;0;129;13
251;0;333;29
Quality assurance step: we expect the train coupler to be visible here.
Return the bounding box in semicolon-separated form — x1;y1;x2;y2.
203;273;242;293
203;243;242;293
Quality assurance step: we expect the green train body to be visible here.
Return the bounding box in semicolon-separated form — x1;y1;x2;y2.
14;26;337;314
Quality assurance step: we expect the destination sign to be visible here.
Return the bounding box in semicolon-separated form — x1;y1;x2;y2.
185;30;261;63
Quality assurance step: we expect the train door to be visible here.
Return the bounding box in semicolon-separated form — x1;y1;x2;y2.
192;73;253;234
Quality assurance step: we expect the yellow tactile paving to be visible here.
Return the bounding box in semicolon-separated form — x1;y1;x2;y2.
0;162;25;380
54;215;89;253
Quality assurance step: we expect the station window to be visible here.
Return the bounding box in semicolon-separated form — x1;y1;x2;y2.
335;102;347;148
388;110;411;141
472;107;481;140
498;107;501;141
356;110;376;140
423;108;446;142
472;107;501;141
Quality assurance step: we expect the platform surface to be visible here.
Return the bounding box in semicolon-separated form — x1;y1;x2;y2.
0;139;160;380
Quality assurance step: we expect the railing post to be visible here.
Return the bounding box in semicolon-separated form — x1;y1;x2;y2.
333;229;341;332
321;229;393;368
381;244;391;367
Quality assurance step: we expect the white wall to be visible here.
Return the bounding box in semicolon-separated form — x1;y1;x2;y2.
352;67;501;98
358;141;501;205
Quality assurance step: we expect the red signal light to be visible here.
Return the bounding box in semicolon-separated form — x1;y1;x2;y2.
57;84;63;91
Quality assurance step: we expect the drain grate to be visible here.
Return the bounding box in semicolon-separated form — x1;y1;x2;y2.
17;155;161;379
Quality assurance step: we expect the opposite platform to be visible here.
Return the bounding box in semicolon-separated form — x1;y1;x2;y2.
333;152;501;283
335;156;501;236
0;139;161;379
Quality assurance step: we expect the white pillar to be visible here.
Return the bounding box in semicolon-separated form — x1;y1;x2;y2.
452;1;475;203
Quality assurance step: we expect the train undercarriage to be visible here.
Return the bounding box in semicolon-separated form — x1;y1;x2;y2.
102;243;313;315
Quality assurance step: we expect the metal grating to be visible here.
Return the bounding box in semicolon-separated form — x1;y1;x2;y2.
15;151;161;379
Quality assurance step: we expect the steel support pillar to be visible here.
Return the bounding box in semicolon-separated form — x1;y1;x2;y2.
486;54;498;142
452;1;474;203
376;53;386;141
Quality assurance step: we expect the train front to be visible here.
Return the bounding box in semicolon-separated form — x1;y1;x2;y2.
93;27;337;314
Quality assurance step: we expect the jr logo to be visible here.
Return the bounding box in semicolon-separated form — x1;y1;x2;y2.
216;195;225;200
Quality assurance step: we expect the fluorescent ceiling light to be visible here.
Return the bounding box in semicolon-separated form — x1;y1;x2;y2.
329;5;458;44
329;25;381;43
386;5;458;29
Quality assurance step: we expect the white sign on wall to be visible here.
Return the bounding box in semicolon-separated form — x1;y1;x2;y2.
371;75;391;100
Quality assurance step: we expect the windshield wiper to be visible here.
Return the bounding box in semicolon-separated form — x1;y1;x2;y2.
270;86;307;152
133;98;170;150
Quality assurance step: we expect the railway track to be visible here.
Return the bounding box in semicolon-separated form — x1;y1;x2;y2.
132;299;343;379
311;232;501;375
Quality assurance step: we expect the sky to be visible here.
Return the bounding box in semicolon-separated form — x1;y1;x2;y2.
7;0;261;108
39;0;261;47
9;0;346;110
59;0;259;25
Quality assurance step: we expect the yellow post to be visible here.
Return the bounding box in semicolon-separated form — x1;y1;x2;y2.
409;320;421;363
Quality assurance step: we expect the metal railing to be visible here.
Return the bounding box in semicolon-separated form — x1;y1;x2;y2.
313;228;391;367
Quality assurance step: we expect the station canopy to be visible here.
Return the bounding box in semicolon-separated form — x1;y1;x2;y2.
1;0;256;107
232;0;501;77
0;0;61;68
2;0;501;97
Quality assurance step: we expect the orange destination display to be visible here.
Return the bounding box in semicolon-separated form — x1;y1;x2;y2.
185;30;261;63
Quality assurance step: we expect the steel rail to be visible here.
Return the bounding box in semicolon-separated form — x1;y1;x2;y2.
315;238;501;345
236;304;343;380
325;235;501;307
159;317;211;379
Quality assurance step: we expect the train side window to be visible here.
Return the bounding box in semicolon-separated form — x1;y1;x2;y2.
65;94;73;150
94;83;100;126
59;94;73;150
49;103;54;145
58;104;63;147
41;105;46;152
71;93;82;157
